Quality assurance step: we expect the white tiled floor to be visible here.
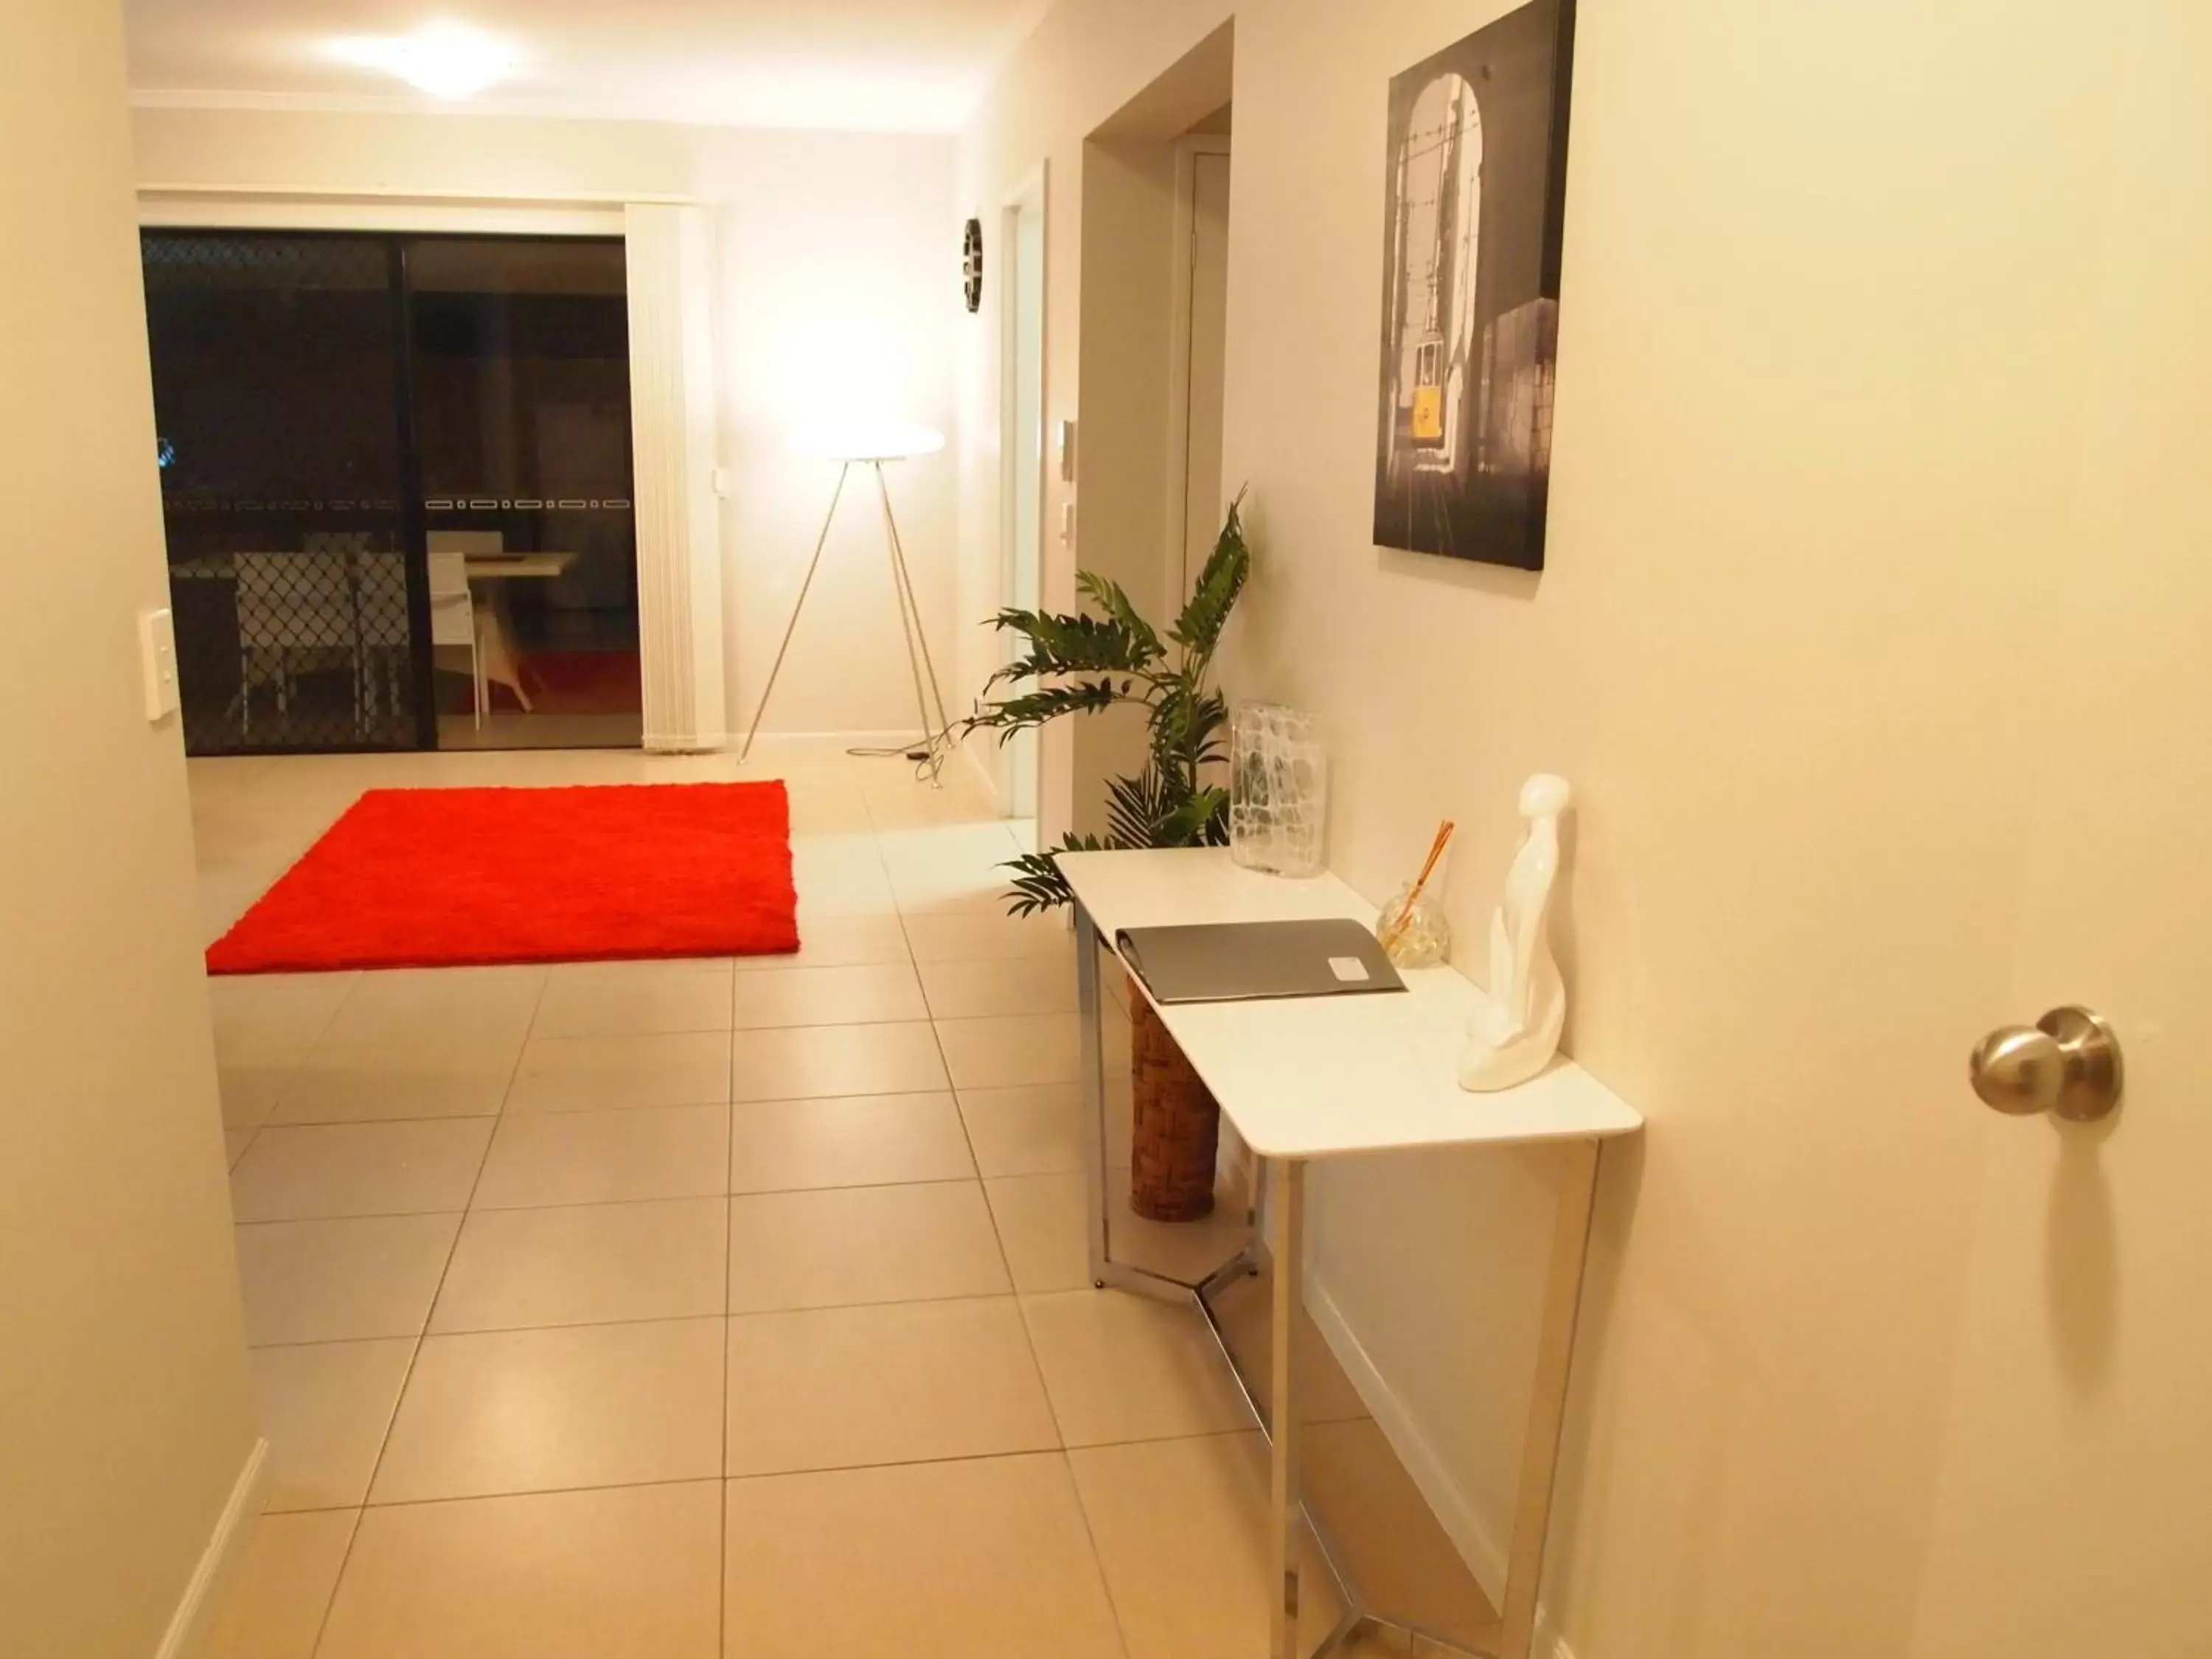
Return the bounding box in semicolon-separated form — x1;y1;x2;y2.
192;739;1391;1659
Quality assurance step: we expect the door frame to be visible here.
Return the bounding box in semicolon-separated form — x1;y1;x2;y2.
136;191;632;237
1164;134;1231;610
137;187;722;752
998;161;1050;828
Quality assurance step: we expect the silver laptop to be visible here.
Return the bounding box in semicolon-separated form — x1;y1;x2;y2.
1113;919;1408;1005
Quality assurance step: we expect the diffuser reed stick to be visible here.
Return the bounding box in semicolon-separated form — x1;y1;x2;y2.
1382;820;1455;952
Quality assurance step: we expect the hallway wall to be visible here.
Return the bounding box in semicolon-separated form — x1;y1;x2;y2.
131;107;959;742
0;3;262;1653
956;1;2104;1654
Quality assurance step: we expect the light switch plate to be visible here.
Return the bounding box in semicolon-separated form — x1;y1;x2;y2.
1060;501;1077;546
1055;419;1077;482
139;607;180;723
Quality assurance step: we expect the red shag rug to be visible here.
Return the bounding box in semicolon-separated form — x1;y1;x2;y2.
206;782;799;974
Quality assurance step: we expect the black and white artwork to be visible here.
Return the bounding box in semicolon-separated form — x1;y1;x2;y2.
1373;0;1575;569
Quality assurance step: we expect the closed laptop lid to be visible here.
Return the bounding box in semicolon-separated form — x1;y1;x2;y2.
1113;918;1408;1005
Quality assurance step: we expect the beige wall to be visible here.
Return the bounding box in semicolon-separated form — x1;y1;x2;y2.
133;104;696;202
956;1;2107;1652
692;129;959;737
0;5;261;1655
1064;134;1180;835
131;107;959;740
952;1;1237;839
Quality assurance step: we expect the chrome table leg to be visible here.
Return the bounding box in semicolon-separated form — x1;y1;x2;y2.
1497;1138;1602;1659
1270;1155;1308;1659
1076;901;1111;1288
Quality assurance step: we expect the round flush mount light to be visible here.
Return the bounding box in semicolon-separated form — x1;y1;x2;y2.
329;22;516;99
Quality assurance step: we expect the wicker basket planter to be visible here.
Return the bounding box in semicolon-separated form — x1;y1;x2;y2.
1127;978;1220;1220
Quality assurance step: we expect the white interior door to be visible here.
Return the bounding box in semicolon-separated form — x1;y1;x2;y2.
1177;146;1231;599
1906;12;2212;1652
1003;187;1047;830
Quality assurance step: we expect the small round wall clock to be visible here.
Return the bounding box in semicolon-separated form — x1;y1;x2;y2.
961;218;984;313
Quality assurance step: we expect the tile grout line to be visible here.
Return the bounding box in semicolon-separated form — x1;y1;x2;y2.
256;1284;1169;1357
225;1122;263;1169
260;1416;1267;1524
921;970;1135;1659
237;1163;1020;1231
209;770;1083;1653
267;1418;1246;1531
721;1186;730;1659
288;1506;363;1659
299;1475;728;1523
233;970;1074;1127
717;1105;733;1659
302;966;552;1659
748;811;900;1652
232;970;363;1123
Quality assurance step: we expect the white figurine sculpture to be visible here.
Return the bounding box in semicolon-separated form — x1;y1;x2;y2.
1458;774;1572;1093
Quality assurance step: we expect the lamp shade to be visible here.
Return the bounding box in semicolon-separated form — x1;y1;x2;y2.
796;421;947;463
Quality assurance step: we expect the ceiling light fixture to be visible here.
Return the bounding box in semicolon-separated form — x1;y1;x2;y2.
329;22;515;99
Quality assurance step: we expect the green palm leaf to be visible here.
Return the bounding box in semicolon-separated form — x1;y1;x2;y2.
1076;572;1166;670
1104;768;1178;846
961;490;1253;916
1171;490;1251;658
983;605;1161;683
972;679;1124;733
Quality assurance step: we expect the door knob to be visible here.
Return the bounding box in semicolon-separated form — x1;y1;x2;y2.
1968;1006;2123;1121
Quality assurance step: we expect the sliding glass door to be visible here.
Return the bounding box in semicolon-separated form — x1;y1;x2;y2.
143;232;426;754
407;237;641;750
141;230;639;756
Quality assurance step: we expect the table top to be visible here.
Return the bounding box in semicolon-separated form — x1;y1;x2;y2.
465;552;577;580
1060;848;1644;1161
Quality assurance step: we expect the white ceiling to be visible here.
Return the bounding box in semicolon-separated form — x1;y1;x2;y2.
125;1;1057;132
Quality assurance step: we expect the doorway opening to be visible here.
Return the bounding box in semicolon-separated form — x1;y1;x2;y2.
999;169;1049;846
1167;119;1232;608
141;229;643;757
1061;18;1234;846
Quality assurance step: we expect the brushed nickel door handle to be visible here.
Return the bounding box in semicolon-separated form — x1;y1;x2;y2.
1968;1006;2123;1122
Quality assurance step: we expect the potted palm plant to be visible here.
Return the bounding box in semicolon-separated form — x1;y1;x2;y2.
964;495;1250;1220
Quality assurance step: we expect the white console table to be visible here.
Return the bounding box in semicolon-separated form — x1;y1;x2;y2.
1060;848;1643;1659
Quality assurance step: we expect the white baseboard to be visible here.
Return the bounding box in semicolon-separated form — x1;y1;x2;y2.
1306;1277;1510;1591
733;727;925;745
953;738;1001;810
714;731;1008;793
153;1436;269;1659
1304;1279;1574;1659
641;729;728;754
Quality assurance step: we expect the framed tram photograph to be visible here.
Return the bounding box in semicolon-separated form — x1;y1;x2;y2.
1373;0;1576;570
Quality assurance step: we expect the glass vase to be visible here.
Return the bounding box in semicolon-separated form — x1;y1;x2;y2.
1229;703;1327;877
1374;883;1452;969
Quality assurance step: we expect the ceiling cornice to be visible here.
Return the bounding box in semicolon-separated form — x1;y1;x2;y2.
127;86;961;136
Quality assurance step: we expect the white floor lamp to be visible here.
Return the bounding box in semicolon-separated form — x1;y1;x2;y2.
737;423;959;783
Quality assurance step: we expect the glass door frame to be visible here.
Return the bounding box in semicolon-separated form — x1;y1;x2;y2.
390;234;439;750
142;225;636;756
143;226;434;756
